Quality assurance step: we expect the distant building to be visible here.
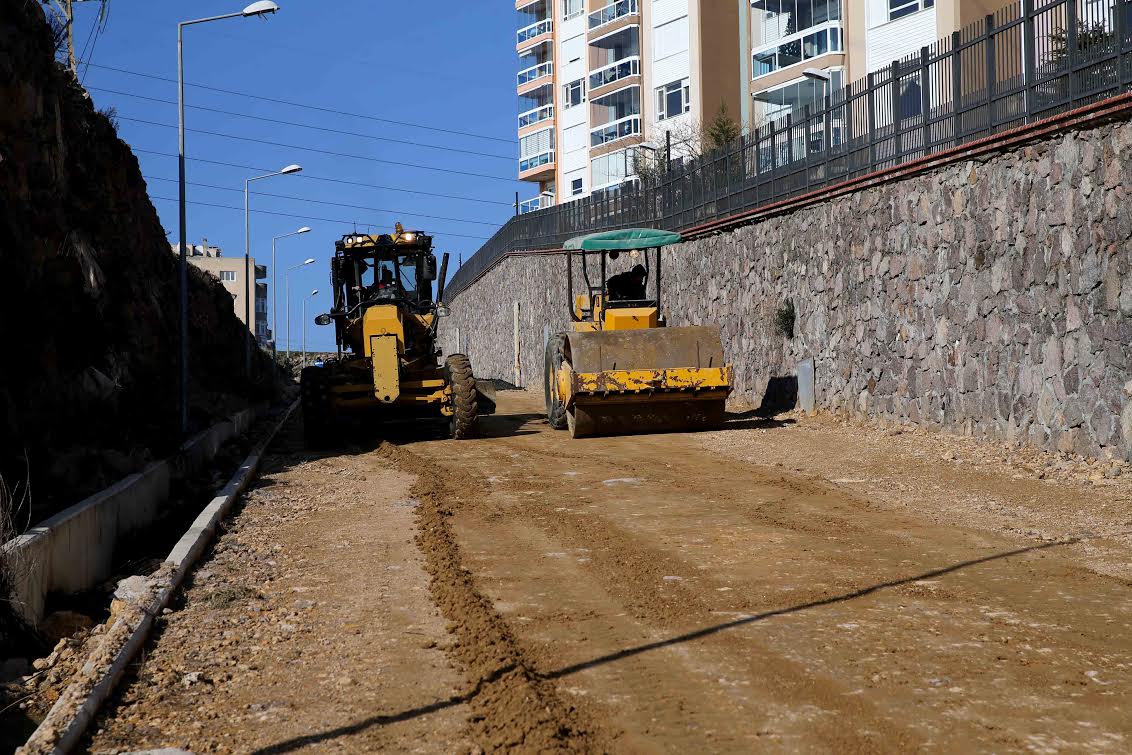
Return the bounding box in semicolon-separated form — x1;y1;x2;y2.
172;241;270;346
515;0;742;211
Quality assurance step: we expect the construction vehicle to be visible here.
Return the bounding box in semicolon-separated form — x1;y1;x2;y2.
301;224;494;445
544;229;732;438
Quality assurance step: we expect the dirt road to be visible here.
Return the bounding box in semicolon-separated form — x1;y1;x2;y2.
88;391;1132;753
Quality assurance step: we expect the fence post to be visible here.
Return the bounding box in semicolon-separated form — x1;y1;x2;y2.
802;104;812;193
823;90;833;184
951;31;963;146
985;14;997;130
920;46;931;157
1115;0;1128;87
890;60;902;165
1067;0;1078;105
1022;0;1035;121
866;71;877;172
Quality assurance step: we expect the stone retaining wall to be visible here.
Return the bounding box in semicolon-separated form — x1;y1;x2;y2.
443;119;1132;461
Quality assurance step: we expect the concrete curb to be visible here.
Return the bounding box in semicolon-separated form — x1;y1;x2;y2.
2;404;267;625
17;399;299;755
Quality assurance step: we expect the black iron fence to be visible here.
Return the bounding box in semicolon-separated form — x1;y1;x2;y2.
448;0;1132;298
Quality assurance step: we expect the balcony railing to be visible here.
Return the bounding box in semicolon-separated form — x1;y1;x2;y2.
588;0;637;31
517;60;553;86
518;103;555;129
517;18;553;46
589;56;640;90
590;114;641;147
519;149;555;173
519;195;554;214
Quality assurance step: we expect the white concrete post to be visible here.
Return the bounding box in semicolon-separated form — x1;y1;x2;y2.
513;301;522;387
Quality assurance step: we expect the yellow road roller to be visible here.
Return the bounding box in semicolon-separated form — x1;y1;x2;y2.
544;229;732;438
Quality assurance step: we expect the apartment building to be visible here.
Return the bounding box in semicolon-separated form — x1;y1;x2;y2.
743;0;1000;130
172;242;270;346
516;0;741;212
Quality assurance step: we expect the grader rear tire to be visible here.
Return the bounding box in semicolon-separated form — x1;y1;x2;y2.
446;354;479;440
544;334;568;430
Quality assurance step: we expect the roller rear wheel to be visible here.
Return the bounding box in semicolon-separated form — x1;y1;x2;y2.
544;334;568;430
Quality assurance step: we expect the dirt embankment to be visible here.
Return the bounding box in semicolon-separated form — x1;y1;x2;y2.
0;2;281;529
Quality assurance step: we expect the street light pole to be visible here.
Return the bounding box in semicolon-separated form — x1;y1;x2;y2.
177;0;280;433
285;258;316;371
271;226;311;363
302;289;319;368
244;163;302;376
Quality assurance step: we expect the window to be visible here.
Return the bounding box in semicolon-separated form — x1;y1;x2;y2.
591;148;638;187
563;78;585;108
520;128;555;158
563;122;586;152
656;78;690;120
220;270;236;281
653;16;688;60
889;0;933;21
563;0;583;20
562;33;584;63
752;25;843;77
571;178;584;195
752;0;842;46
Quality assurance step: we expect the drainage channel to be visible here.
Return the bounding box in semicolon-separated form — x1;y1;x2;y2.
0;400;297;754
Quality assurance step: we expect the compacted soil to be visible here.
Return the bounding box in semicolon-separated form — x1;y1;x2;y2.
85;391;1132;753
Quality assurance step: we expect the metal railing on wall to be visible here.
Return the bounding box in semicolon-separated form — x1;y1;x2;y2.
449;0;1132;299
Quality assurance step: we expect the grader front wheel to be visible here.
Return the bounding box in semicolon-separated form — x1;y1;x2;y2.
446;354;479;439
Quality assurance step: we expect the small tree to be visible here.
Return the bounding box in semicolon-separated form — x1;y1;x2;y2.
705;103;742;152
1048;20;1114;66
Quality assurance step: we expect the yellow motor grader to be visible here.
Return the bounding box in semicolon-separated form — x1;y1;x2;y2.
301;225;493;445
544;229;732;438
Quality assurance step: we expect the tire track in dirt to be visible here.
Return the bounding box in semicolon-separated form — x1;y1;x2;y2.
409;437;923;752
376;442;607;752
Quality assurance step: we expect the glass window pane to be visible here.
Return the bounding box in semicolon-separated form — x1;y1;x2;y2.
666;88;682;118
798;0;813;32
754;50;777;76
830;0;841;20
778;39;802;67
813;0;829;25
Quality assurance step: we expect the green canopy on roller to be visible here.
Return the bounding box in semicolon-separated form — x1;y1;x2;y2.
563;228;682;251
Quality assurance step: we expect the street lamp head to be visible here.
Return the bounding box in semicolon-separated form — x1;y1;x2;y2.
310;289;319;296
280;164;303;175
802;67;831;83
297;226;312;234
242;1;280;17
303;258;315;265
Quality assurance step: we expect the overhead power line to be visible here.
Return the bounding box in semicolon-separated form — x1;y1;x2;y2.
86;62;517;145
149;196;492;241
129;148;514;206
117;115;517;183
89;87;514;161
142;175;503;227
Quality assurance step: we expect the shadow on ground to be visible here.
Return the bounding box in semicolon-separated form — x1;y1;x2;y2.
249;537;1078;754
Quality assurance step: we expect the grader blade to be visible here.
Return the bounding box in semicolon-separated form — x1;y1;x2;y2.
564;327;731;438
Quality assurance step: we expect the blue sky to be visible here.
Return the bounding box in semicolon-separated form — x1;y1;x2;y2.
76;1;523;352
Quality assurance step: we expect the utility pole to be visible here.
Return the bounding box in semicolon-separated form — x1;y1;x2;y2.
42;1;109;74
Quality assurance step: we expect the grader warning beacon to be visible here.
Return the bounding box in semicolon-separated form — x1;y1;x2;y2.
544;229;732;438
301;224;494;445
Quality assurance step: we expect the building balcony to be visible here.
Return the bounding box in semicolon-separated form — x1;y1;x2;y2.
517;18;553;51
591;114;641;148
518;149;556;181
588;0;638;33
519;194;554;213
518;103;555;130
588;56;640;96
517;60;554;92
